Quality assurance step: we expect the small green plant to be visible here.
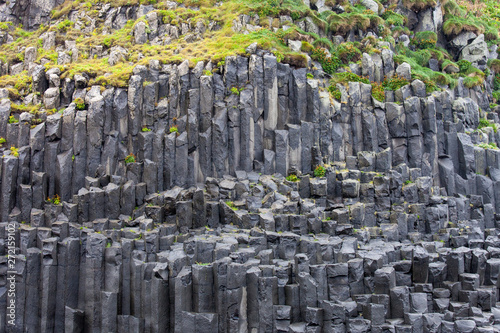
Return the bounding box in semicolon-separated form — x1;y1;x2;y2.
0;137;5;144
8;115;18;124
47;194;61;205
336;42;362;64
125;153;136;164
9;146;18;157
314;165;326;178
286;174;299;182
494;72;500;90
306;73;314;79
478;118;497;133
141;127;152;132
56;19;74;32
72;154;75;161
311;47;341;75
457;59;472;73
383;74;410;91
195;262;211;266
371;82;385;102
381;10;406;26
169;126;179;134
411;31;437;49
203;69;213;76
226;201;238;211
230;86;244;95
476;142;499;150
74;98;85;110
404;180;413;185
327;84;341;101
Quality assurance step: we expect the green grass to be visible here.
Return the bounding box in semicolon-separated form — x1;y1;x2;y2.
0;0;498;102
476;142;498;150
314;165;326;177
402;0;437;12
412;31;437;49
478;118;497;133
394;47;458;90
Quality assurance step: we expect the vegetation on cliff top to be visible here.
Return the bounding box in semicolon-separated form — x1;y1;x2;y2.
0;0;498;104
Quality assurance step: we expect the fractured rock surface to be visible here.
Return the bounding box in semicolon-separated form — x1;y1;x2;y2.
1;41;500;333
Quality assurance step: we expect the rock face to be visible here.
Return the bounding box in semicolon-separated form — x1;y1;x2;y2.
450;31;478;57
460;34;489;69
0;0;65;30
0;0;500;330
360;0;379;14
1;51;500;332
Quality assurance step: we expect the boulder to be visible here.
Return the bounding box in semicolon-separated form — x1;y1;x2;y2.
396;62;412;81
361;0;379;14
450;31;477;57
459;34;489;70
108;46;128;66
134;21;148;44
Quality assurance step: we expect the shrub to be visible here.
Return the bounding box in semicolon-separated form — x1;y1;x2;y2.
327;84;341;100
301;41;314;53
489;59;500;74
423;79;438;93
314;165;326;177
74;97;85;110
56;19;74;32
0;137;5;144
371;82;385;102
457;59;471;73
311;47;341;75
47;194;61;205
382;75;410;91
336;42;362;64
125;153;136;164
286;174;299;182
411;31;437;49
493;91;500;103
141;127;152;132
478;118;497;133
169;126;179;134
494;73;500;91
333;71;370;85
306;73;314;79
477;142;498;150
381;10;405;26
328;71;371;100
